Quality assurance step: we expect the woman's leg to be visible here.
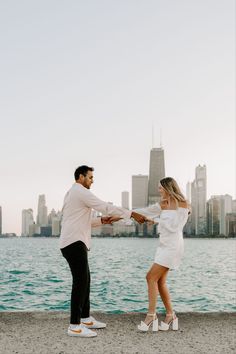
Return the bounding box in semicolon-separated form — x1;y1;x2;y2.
157;271;173;316
144;263;169;324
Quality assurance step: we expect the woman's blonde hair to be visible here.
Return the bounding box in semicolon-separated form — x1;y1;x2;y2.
160;177;186;203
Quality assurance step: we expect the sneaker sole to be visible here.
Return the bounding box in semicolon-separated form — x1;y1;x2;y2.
82;325;106;329
67;331;97;338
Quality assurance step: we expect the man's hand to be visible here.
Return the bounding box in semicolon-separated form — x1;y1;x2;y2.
101;216;123;224
109;216;123;223
131;211;147;224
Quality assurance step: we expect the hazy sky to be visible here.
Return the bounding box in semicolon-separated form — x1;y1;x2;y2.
0;0;235;235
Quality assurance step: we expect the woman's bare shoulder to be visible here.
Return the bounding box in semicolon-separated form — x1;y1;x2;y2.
178;200;188;208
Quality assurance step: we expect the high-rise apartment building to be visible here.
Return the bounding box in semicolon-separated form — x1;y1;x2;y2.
186;182;191;203
48;209;57;225
148;148;165;205
29;223;40;237
46;208;62;236
207;195;232;235
52;217;61;236
22;209;34;236
232;200;236;212
37;195;48;226
190;181;196;234
207;196;220;235
121;191;129;210
113;220;135;235
191;165;207;235
0;206;2;235
219;195;232;234
225;213;236;236
132;175;148;209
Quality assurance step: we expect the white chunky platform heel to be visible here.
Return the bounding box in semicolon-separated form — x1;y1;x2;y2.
158;312;178;331
137;313;158;332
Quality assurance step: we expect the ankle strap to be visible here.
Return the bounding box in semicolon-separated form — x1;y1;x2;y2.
166;312;176;318
147;313;156;317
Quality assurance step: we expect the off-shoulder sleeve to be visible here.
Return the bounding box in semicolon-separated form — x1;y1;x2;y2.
134;203;161;220
160;208;189;232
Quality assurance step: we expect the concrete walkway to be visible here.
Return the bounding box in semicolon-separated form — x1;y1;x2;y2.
0;312;235;354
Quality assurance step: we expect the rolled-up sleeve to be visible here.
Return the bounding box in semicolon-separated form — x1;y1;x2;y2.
82;189;132;219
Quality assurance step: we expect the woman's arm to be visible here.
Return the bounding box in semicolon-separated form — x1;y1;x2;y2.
134;203;161;220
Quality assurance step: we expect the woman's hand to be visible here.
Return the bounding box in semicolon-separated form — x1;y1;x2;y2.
131;211;147;224
145;218;155;225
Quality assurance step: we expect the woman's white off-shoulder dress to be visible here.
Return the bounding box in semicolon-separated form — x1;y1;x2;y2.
137;204;189;270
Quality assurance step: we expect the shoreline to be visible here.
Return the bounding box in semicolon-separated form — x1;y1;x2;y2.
1;235;235;239
0;312;235;353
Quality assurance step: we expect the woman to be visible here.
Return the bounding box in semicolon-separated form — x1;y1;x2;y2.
137;177;190;332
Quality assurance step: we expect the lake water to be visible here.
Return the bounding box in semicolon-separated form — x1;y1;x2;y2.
0;237;235;313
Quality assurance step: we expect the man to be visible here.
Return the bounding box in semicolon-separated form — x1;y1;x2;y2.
60;165;146;338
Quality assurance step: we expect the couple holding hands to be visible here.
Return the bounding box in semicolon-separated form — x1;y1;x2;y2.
59;165;189;337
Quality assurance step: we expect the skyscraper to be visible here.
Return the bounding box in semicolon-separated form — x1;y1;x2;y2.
219;195;232;235
0;206;2;235
207;194;232;235
48;209;57;225
37;195;48;226
190;181;197;235
52;217;61;236
148;147;165;205
22;209;34;236
121;191;129;210
225;213;236;236
186;182;191;203
207;196;220;235
191;165;207;235
132;175;148;209
232;200;236;212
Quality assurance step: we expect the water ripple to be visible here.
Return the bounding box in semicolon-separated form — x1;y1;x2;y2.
0;238;235;313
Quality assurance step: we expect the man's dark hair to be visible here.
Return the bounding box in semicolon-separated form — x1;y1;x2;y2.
74;165;94;180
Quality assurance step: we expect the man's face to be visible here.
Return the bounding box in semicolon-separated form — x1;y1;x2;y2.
81;170;94;189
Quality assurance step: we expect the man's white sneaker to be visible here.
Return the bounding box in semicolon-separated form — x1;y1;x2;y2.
67;324;97;337
81;316;106;329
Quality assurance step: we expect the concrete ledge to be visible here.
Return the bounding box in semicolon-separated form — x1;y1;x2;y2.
0;312;235;354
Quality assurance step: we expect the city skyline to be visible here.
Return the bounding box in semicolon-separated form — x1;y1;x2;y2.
0;0;235;234
1;142;236;235
1;155;235;236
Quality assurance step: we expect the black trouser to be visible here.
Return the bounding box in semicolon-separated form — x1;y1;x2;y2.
61;240;90;324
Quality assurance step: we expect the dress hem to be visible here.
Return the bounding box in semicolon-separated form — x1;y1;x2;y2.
154;260;179;270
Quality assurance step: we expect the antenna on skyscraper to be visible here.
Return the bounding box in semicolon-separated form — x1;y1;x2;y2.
160;128;162;148
152;123;154;148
